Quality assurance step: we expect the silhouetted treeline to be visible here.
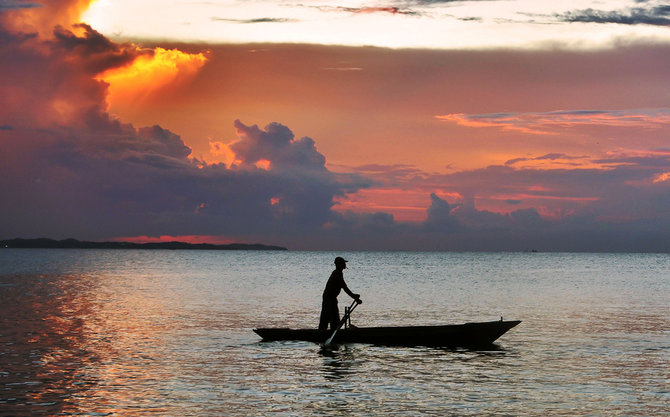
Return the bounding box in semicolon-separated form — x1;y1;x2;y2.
1;238;287;251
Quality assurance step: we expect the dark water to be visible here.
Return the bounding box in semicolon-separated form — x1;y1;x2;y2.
0;250;668;415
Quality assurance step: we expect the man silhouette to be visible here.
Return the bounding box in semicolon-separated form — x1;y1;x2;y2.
319;257;361;331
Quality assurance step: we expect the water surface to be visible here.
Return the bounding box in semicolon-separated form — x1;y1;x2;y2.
1;250;668;415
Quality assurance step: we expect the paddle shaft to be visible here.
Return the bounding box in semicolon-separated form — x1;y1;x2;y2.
324;299;360;346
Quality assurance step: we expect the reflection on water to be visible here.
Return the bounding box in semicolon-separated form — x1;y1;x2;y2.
0;249;668;415
0;271;181;415
0;273;96;415
319;345;360;381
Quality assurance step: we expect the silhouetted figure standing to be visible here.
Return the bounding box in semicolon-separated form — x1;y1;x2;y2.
319;257;361;331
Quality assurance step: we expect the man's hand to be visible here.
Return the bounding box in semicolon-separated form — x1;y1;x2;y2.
354;295;362;304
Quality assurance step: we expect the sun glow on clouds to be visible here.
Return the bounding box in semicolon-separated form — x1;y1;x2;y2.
97;47;208;108
2;0;94;37
3;0;210;115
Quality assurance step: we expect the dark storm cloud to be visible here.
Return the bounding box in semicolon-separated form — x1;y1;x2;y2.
558;5;670;26
1;120;370;241
51;23;144;73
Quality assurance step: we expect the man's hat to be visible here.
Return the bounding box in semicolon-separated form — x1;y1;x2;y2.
334;256;348;264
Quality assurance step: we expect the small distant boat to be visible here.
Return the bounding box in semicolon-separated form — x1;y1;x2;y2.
254;319;520;348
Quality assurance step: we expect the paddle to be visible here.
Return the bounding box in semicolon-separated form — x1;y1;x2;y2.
324;298;361;346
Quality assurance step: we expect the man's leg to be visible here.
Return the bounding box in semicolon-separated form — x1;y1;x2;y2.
318;300;330;330
328;302;340;330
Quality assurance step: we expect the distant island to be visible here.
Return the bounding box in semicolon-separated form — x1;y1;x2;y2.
1;238;287;251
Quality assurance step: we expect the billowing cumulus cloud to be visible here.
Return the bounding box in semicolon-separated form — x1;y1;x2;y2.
229;120;326;171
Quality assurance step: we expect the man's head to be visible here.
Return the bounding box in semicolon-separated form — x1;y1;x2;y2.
334;256;348;269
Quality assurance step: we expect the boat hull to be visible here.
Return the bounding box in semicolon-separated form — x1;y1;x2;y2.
253;320;520;348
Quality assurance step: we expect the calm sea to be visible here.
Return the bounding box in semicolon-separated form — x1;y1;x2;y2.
0;249;668;416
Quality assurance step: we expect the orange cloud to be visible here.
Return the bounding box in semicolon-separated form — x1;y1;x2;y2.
503;152;608;170
653;172;670;183
255;159;272;170
209;138;237;166
436;113;553;135
97;47;209;108
436;109;670;135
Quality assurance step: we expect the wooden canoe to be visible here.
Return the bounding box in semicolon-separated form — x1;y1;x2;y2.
254;319;520;348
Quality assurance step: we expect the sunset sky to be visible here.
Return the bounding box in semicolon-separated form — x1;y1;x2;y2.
1;0;670;250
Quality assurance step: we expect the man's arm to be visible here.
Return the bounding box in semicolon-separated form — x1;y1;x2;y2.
341;279;360;301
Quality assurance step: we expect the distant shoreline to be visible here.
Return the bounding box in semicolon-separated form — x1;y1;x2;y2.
0;238;288;251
